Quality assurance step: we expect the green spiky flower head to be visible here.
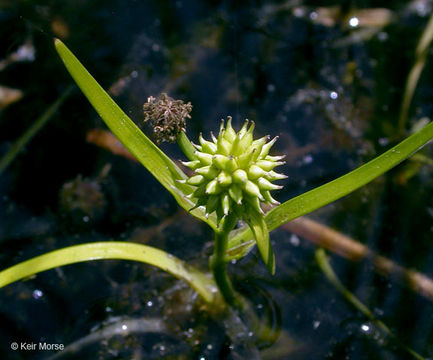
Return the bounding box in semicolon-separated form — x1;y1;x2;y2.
182;117;286;222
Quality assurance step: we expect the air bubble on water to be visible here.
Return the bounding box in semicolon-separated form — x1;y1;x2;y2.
248;331;254;337
313;320;320;329
267;84;276;93
32;289;43;299
290;234;300;246
293;7;306;18
378;137;389;146
303;155;313;164
131;70;138;78
349;17;359;27
121;324;128;331
207;344;213;350
231;259;237;264
147;300;153;307
361;323;371;334
309;11;318;20
83;216;89;223
329;91;338;99
257;303;264;310
105;306;113;313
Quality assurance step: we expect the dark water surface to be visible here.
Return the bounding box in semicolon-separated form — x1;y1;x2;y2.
1;1;433;359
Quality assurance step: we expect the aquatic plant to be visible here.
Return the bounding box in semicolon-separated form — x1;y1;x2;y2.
0;38;432;355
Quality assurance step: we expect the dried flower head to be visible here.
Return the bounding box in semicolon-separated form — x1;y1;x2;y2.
143;93;192;143
181;117;286;222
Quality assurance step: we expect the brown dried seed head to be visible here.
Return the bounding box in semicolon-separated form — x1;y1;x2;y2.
143;93;192;143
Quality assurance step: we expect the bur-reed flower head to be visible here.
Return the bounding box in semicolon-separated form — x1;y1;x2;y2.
181;117;286;222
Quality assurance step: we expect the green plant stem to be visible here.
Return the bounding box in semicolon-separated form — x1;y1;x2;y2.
0;85;74;174
398;13;433;134
315;248;425;360
177;131;197;161
0;242;218;304
315;248;377;320
210;214;239;308
411;152;433;166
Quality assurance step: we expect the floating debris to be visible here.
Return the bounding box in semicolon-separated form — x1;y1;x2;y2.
0;39;35;71
0;85;23;109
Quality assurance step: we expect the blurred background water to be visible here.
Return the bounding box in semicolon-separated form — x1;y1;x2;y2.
0;0;433;359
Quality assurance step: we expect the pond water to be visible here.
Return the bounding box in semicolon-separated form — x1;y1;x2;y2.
0;1;433;359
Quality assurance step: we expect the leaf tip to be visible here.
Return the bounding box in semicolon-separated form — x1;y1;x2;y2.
54;38;63;47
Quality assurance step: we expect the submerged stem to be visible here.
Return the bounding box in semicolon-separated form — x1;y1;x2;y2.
0;85;74;174
210;214;240;308
315;248;426;360
398;13;433;134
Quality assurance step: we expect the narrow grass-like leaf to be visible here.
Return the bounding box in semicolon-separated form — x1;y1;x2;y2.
54;39;217;231
0;85;74;174
0;242;217;303
244;209;275;275
398;13;433;133
229;121;433;249
315;248;425;360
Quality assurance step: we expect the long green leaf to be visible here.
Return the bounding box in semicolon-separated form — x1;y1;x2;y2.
244;209;275;275
54;39;217;231
229;121;433;249
0;242;217;303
